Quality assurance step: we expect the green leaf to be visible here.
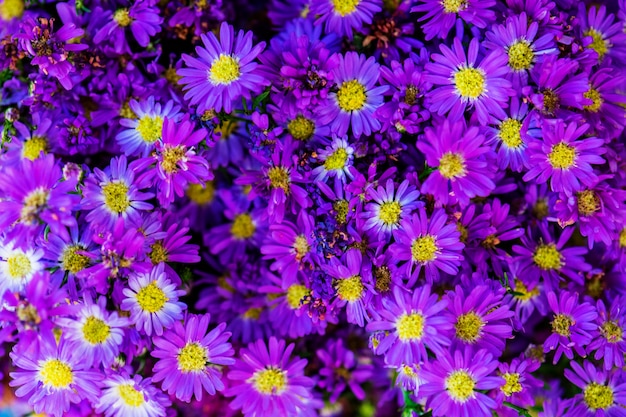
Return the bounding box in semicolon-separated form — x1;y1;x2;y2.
252;87;271;110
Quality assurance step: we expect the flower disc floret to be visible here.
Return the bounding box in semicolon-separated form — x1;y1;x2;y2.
331;0;360;16
499;119;523;148
117;384;144;407
454;67;485;99
102;182;130;214
585;29;608;59
601;321;623;343
136;282;169;313
577;190;599;216
286;284;310;309
7;254;31;280
455;312;484;342
113;8;132;27
547;142;576;169
287;116;315;141
411;235;438;263
584;88;603;113
209;54;241;85
445;370;475;401
0;0;24;20
551;313;573;336
177;343;208;372
507;40;534;70
533;244;562;270
396;313;425;341
39;359;73;388
267;166;290;192
22;136;48;160
584;383;614;410
136;116;163;144
501;372;522;396
439;152;466;179
337;80;367;112
82;316;110;345
324;148;349;171
336;275;364;302
253;368;287;394
62;245;90;274
231;213;255;239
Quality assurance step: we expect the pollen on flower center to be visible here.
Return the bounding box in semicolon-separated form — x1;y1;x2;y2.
231;213;256;239
331;0;360;16
507;40;534;70
499;118;523;148
186;181;215;205
324;148;349;171
542;89;560;115
7;254;32;280
374;265;391;293
455;311;484;342
551;313;573;336
136;116;163;143
584;383;614;410
337;79;367;112
0;0;24;20
161;145;186;174
253;367;287;394
177;342;208;372
286;284;310;309
577;190;599;216
82;316;111;345
136;282;168;313
20;188;50;224
113;8;132;27
39;359;73;388
119;101;137;119
149;241;168;264
439;152;466;179
584;87;603;113
22;136;48;160
548;142;576;169
102;181;130;214
445;370;475;402
209;54;241;85
62;245;90;274
267;166;291;193
454;67;485;99
287;116;315;141
396;313;426;341
404;85;418;105
501;372;523;396
336;275;364;302
513;280;539;302
532;244;562;271
411;235;438;263
334;199;350;224
293;235;310;261
378;201;402;226
620;228;626;248
601;320;623;343
585;29;609;59
117;384;144;407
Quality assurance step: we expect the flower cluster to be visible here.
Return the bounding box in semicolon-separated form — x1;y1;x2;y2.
0;0;625;416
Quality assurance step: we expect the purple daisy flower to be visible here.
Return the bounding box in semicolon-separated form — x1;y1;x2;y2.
151;313;235;402
412;0;496;40
317;51;388;138
178;22;267;114
95;373;171;417
312;136;355;196
0;239;45;296
311;0;382;39
564;360;626;417
389;208;464;285
417;120;496;206
583;68;626;137
425;38;513;125
366;285;451;366
578;3;626;65
503;265;548;328
261;274;317;338
544;290;597;364
588;297;626;371
121;263;186;336
420;346;503;417
225;337;317;416
494;356;542;412
524;120;605;195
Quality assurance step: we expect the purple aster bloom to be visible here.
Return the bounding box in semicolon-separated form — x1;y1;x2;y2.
134;115;211;206
316;338;374;403
583;68;626;137
412;0;495;39
544;290;597;363
318;51;388;138
0;239;45;296
205;119;247;168
366;285;451;366
493;356;542;412
93;0;163;53
311;0;381;39
225;337;317;416
420;346;503;417
9;331;101;417
425;38;514;125
95;373;170;417
564;360;626;417
587;297;626;371
121;263;186;336
179;22;267;114
312;136;355;196
81;155;154;229
390;208;464;285
442;284;514;356
503;266;548;328
524;120;605;195
578;3;626;65
5;113;56;165
151;313;235;402
417;120;496;206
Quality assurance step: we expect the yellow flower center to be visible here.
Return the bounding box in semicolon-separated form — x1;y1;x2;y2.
334;199;350;225
17;303;41;324
411;235;438;263
507;40;534;70
336;275;364;302
501;372;523;396
601;321;623;343
455;311;484;342
7;253;32;280
62;244;90;274
22;136;48;160
396;313;425;341
286;284;310;309
457;222;468;243
293;235;310;261
499;118;523;148
119;101;137;119
337;80;367;112
374;265;391;293
331;0;360;16
177;342;208;372
532;244;562;270
533;199;549;220
243;307;262;320
186;181;215;205
378;201;402;226
209;54;241;85
547;142;576;169
267;166;290;193
551;313;573;336
215;119;238;140
136;282;168;313
20;188;50;224
584;87;603;113
454;67;485;99
445;370;475;402
149;241;168;264
513;280;540;302
164;67;182;86
82;316;110;345
117;384;144;407
577;190;599;216
113;8;132;27
136;116;163;143
584;383;614;410
404;85;418;105
620;227;626;248
439;152;466;179
102;181;130;214
253;368;287;394
442;0;467;13
231;213;255;239
288;116;315;141
585;29;609;59
542;89;560;115
0;0;24;20
324;148;349;171
161;145;186;174
39;359;73;388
